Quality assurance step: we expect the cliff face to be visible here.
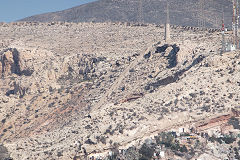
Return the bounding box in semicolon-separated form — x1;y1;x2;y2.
0;48;35;78
0;49;21;78
19;0;233;28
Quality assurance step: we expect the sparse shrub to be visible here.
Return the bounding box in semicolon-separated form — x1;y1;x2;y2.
21;69;34;76
138;116;146;121
201;105;210;112
162;107;169;113
228;117;240;129
180;145;188;153
85;138;95;145
109;111;114;117
1;119;6;124
180;133;190;137
49;86;53;92
129;68;135;72
105;129;111;134
85;125;92;129
189;148;195;156
119;128;124;134
156;132;176;149
48;102;55;108
170;142;181;151
99;136;106;144
189;93;197;98
209;135;217;142
57;151;63;157
210;135;236;144
157;116;163;120
139;143;155;160
109;140;113;144
221;137;236;144
124;147;139;160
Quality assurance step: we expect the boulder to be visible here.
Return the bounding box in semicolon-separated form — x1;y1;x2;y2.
0;144;11;160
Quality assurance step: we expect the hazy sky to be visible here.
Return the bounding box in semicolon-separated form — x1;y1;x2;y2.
0;0;97;22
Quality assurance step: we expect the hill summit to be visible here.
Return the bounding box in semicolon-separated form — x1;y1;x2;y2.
20;0;233;28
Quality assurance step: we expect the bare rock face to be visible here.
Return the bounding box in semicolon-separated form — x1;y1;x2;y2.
0;48;22;78
0;47;102;99
0;144;11;160
5;82;27;98
0;47;53;98
0;45;104;145
0;48;35;79
58;54;104;85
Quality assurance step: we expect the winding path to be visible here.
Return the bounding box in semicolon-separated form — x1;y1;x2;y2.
93;41;160;110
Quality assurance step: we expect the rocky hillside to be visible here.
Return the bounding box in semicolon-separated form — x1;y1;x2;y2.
0;21;239;159
20;0;233;28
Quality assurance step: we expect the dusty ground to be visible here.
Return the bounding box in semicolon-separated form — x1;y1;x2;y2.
0;22;239;159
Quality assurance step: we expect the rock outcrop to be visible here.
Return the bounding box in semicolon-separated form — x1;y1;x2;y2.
0;48;21;78
0;144;11;160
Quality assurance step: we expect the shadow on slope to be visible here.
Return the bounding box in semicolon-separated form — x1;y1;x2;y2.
145;55;205;91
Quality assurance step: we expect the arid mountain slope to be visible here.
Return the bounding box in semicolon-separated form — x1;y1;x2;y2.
20;0;233;28
0;22;238;159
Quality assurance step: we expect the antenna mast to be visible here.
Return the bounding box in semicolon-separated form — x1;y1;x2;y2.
236;0;239;49
166;1;170;24
232;0;239;49
222;6;226;53
198;0;206;28
165;1;171;42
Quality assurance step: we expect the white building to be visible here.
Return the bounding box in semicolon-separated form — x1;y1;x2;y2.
226;43;236;52
160;151;165;158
